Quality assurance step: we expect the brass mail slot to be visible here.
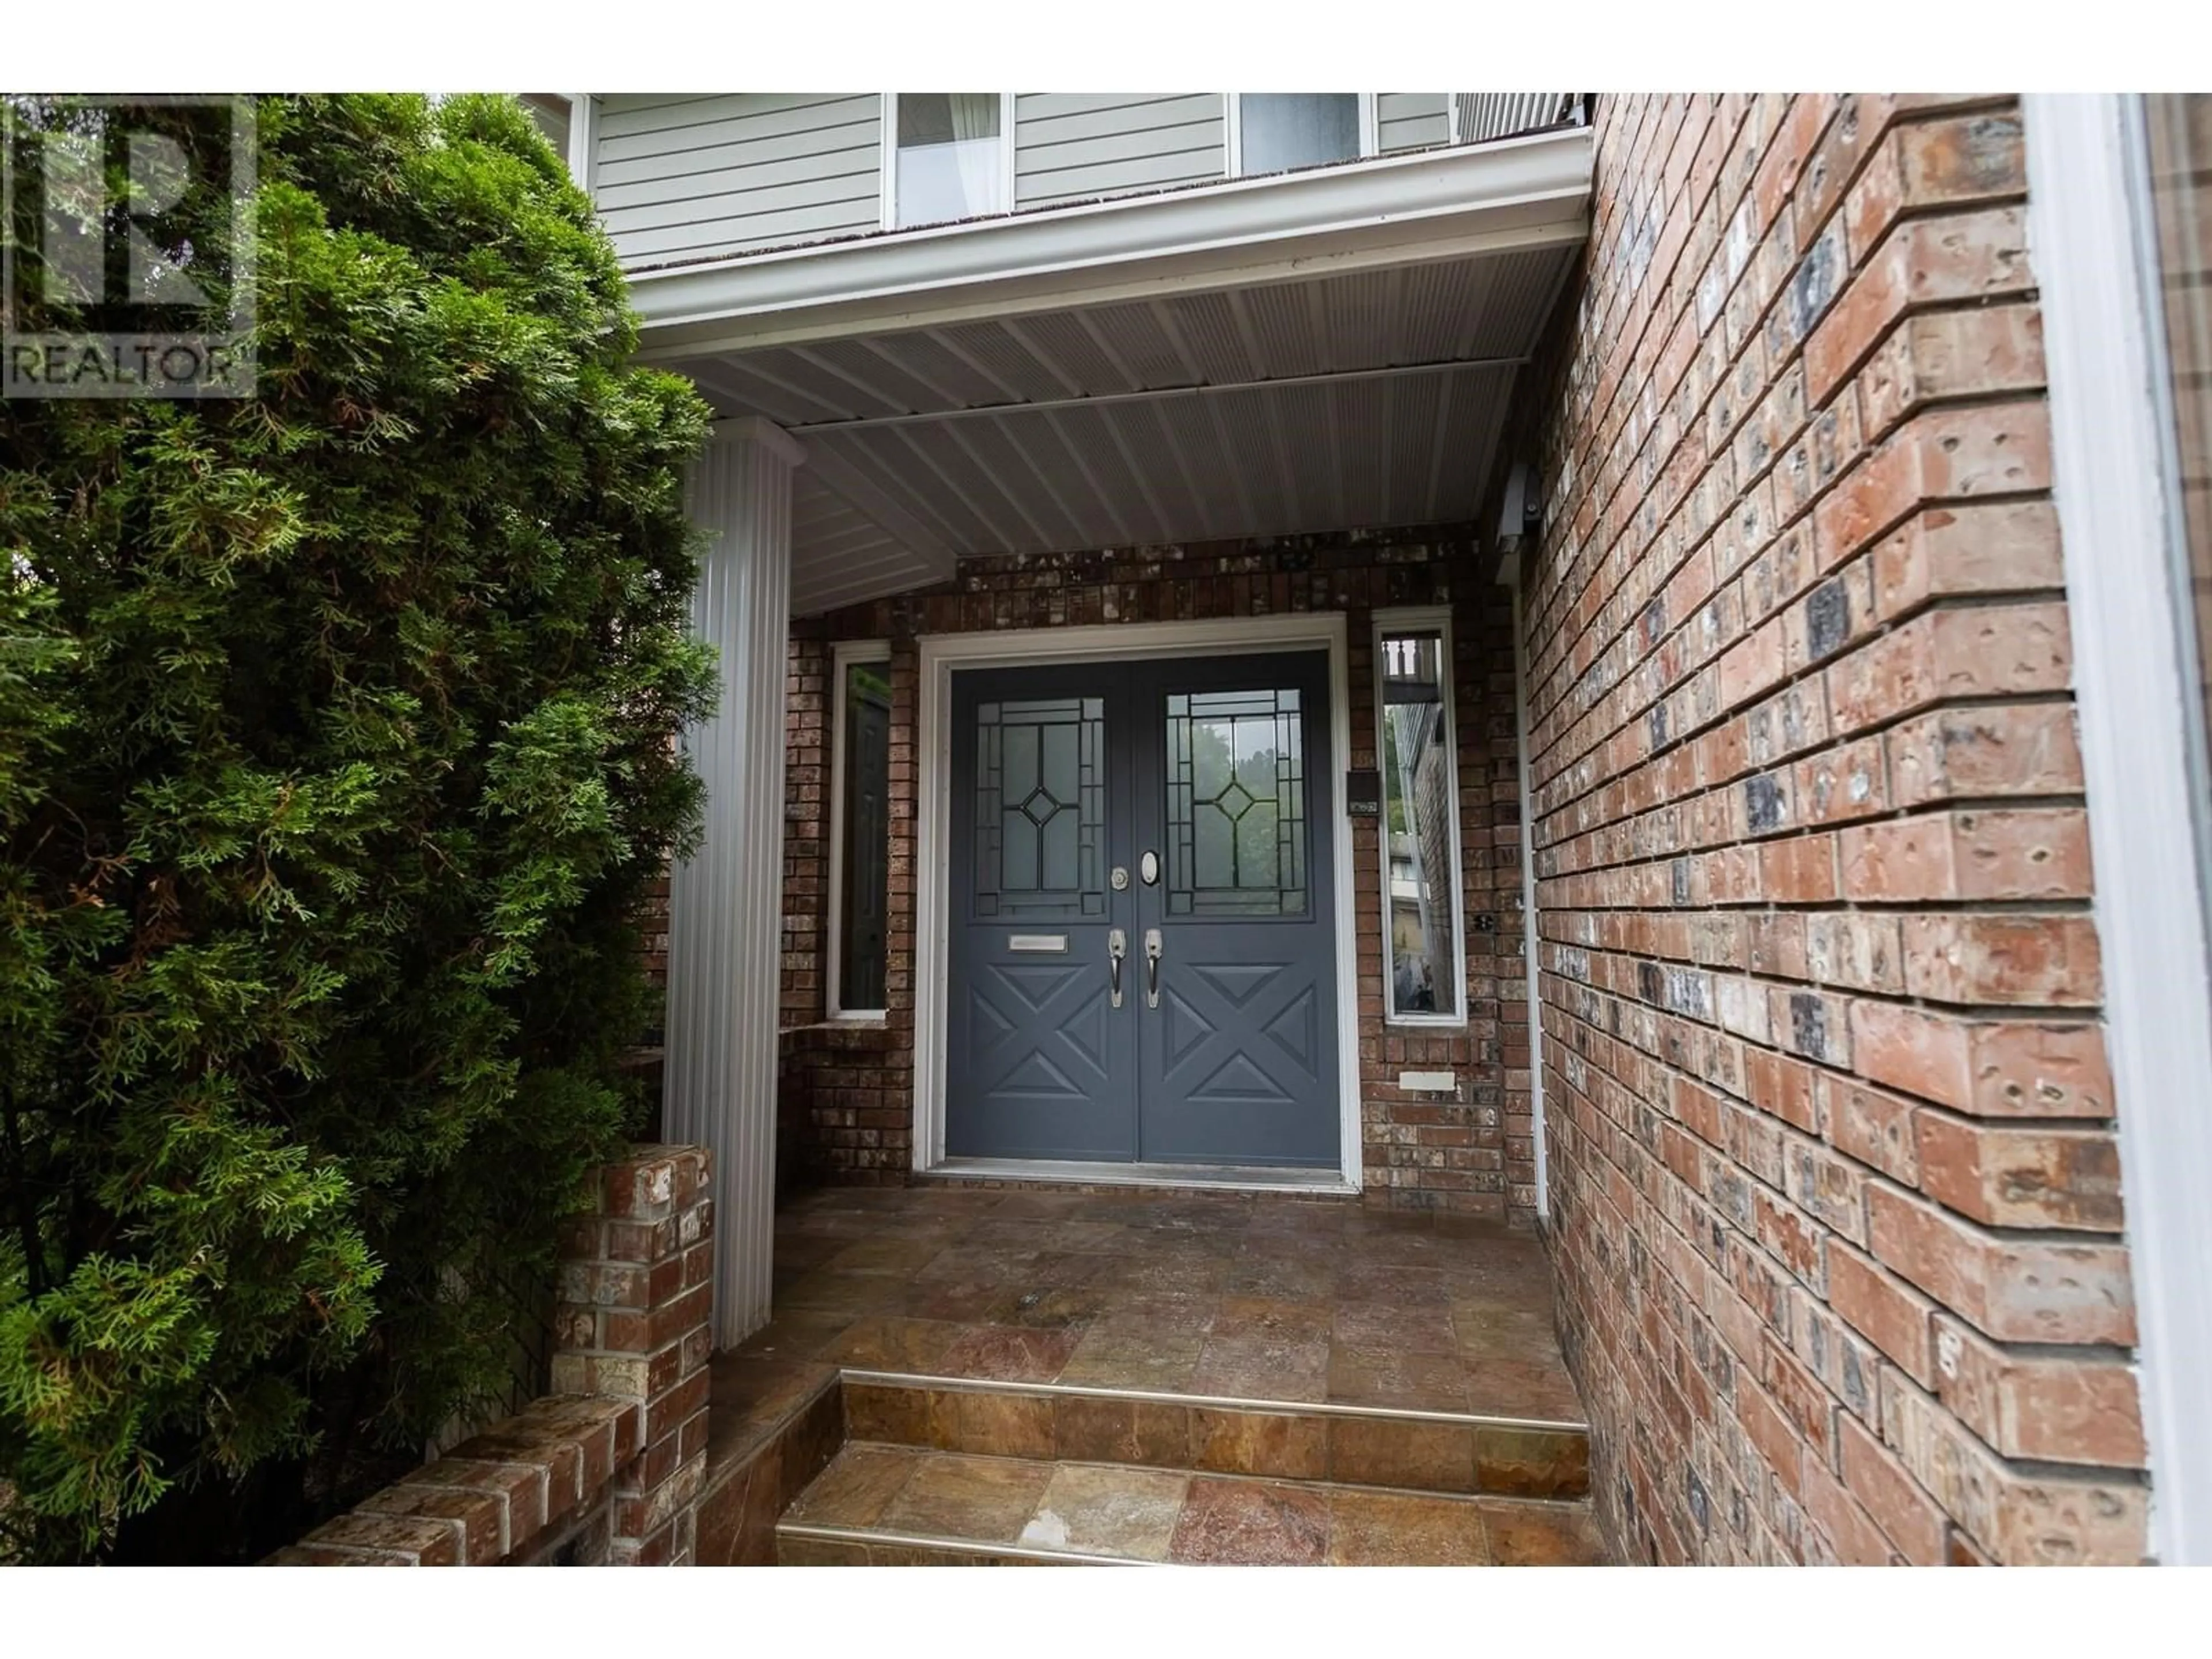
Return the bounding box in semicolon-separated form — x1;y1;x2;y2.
1007;934;1068;953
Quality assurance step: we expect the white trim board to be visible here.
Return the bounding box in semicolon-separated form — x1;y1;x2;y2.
912;613;1362;1191
2025;90;2212;1566
630;127;1593;359
922;1157;1354;1196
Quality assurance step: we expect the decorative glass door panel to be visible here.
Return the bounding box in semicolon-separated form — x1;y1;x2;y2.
945;652;1339;1169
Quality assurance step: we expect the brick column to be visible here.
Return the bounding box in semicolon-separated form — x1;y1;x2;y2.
271;1143;715;1567
552;1144;715;1566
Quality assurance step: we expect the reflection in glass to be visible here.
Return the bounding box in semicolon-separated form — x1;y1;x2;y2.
1238;94;1360;176
1166;688;1306;916
1381;634;1460;1017
838;660;891;1011
974;698;1106;918
2145;97;2212;899
896;93;1006;228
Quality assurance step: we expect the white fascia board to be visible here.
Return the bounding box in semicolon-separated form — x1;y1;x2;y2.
628;126;1592;361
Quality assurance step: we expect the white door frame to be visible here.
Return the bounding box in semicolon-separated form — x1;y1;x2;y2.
2026;91;2212;1566
912;613;1361;1190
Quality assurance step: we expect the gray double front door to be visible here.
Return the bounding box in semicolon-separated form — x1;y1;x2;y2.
947;649;1340;1168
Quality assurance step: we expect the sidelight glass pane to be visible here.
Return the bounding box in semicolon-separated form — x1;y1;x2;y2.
838;658;892;1012
1380;632;1462;1019
1165;688;1306;916
1238;94;1361;176
2146;99;2212;827
896;93;1006;227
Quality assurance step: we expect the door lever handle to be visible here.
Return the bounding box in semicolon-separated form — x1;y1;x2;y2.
1108;928;1127;1009
1143;927;1162;1009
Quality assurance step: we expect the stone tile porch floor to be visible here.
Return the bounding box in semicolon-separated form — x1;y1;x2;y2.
735;1183;1582;1419
702;1183;1604;1565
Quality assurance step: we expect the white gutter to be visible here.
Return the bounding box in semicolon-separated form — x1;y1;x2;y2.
628;126;1593;361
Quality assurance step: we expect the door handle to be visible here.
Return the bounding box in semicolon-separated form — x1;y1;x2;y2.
1143;927;1162;1009
1108;928;1127;1009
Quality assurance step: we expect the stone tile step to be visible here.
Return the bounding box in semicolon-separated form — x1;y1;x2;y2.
839;1372;1589;1501
776;1442;1607;1566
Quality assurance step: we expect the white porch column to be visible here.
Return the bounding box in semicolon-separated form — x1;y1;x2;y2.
664;415;804;1350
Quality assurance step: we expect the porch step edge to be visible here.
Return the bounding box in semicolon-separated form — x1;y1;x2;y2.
840;1367;1589;1433
775;1442;1606;1566
839;1373;1591;1501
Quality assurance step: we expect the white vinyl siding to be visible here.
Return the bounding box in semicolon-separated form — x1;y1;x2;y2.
594;94;882;266
1013;93;1226;210
1377;93;1450;154
1453;93;1582;146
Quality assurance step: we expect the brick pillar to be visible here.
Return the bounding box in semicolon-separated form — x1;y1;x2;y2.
554;1144;715;1566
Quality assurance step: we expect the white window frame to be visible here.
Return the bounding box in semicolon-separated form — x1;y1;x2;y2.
520;93;596;192
825;638;893;1022
880;92;1019;232
1373;604;1467;1027
1225;93;1380;178
2026;90;2212;1566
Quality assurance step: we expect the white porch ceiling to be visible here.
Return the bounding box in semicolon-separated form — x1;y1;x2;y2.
642;132;1592;616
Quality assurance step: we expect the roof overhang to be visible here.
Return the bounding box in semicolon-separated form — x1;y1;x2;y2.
630;126;1593;361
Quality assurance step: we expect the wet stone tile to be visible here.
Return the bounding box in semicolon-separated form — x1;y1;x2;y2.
778;1535;870;1565
842;1380;936;1446
985;1285;1107;1330
1325;1344;1474;1413
817;1316;965;1372
1218;1252;1338;1301
1464;1358;1585;1424
877;1452;1055;1544
1479;1498;1609;1565
1332;1301;1460;1355
1326;1488;1493;1565
1327;1416;1477;1494
1335;1262;1455;1307
777;1269;907;1317
1019;1464;1190;1560
935;1323;1084;1382
1169;1478;1330;1565
1058;1329;1205;1391
1190;1407;1330;1480
1081;1292;1219;1339
732;1308;855;1363
823;1233;960;1275
1189;1336;1330;1403
783;1444;920;1528
1051;1395;1192;1469
1210;1297;1334;1343
950;1389;1057;1459
1474;1425;1590;1499
887;1277;1017;1324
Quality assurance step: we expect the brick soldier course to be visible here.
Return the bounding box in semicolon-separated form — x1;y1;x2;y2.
1513;94;2144;1564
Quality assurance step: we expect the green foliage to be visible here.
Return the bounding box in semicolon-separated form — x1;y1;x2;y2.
0;94;713;1561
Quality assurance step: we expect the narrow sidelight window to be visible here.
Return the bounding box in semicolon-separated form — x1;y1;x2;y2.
1235;94;1362;176
1377;621;1465;1021
892;94;1007;228
832;645;893;1016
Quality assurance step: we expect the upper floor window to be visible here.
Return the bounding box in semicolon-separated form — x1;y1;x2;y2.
891;93;1008;228
1232;94;1369;177
517;93;593;187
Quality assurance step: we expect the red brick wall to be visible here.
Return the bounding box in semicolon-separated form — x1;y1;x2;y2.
776;531;1538;1218
1517;94;2147;1563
